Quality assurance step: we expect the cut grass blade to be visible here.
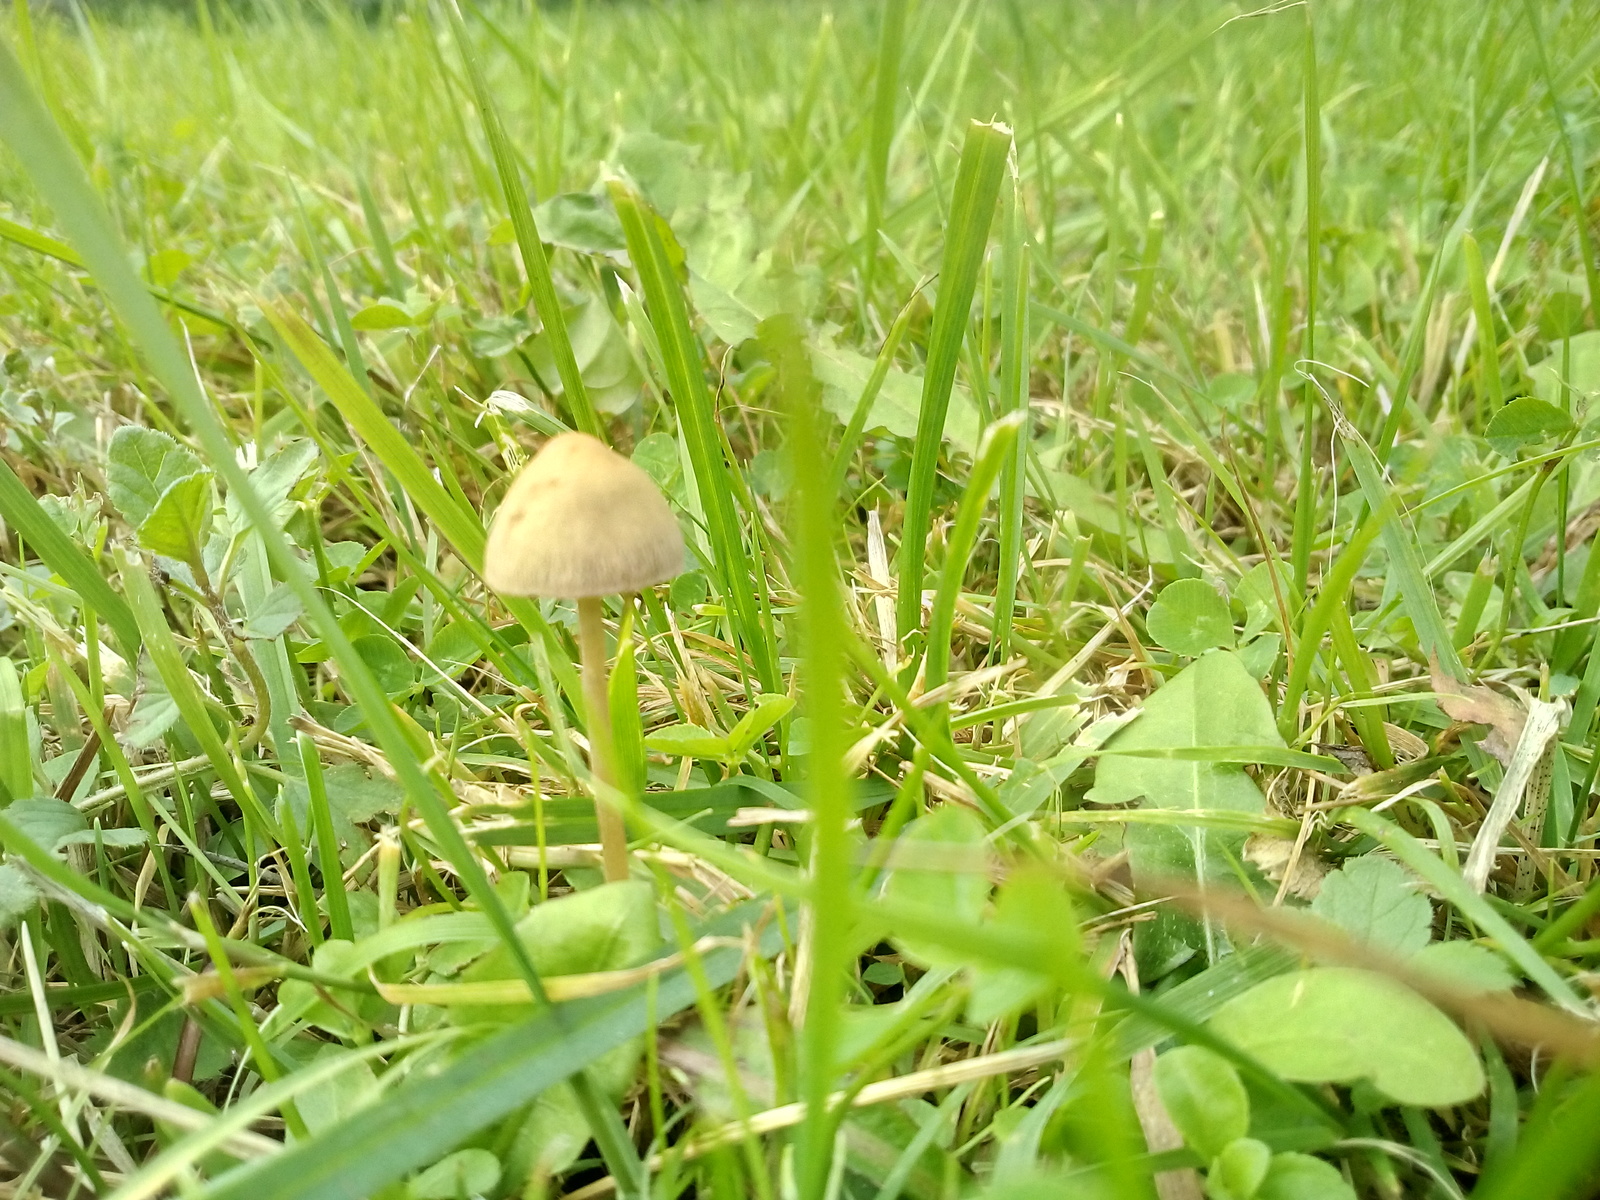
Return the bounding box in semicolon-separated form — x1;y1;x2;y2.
895;118;1011;642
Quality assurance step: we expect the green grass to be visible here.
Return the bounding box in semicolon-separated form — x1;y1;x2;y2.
1;0;1600;1197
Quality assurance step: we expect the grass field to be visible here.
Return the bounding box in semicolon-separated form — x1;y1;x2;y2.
2;0;1600;1196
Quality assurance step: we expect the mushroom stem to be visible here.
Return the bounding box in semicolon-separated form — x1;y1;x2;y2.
577;595;631;883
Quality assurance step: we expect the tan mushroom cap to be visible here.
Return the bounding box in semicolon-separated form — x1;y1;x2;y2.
483;431;686;598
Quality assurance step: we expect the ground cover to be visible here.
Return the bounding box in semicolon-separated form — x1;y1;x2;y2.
1;0;1600;1196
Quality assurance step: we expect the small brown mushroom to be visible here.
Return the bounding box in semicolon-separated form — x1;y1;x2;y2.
484;431;685;882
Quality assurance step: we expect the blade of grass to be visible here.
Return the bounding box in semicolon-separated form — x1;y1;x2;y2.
119;555;277;842
610;180;780;695
861;0;907;307
1279;511;1383;741
924;412;1023;701
1332;400;1465;680
1463;231;1504;421
266;309;486;568
1292;6;1321;595
1473;1066;1600;1200
761;314;855;1199
992;164;1029;665
895;118;1011;642
827;289;918;499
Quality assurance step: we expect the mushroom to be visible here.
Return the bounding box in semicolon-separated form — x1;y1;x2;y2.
484;432;685;882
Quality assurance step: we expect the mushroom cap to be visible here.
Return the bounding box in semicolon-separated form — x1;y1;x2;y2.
484;432;686;598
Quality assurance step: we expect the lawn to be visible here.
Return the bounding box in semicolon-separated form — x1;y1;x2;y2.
1;0;1600;1196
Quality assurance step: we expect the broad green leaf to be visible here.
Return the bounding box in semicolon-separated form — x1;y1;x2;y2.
422;622;486;679
1485;396;1574;456
1310;856;1432;957
1146;579;1235;655
501;1086;590;1187
524;296;641;415
106;426;205;530
408;1149;499;1200
729;691;796;755
1343;808;1587;1013
1207;373;1257;414
1210;1136;1271;1200
292;1044;381;1135
57;826;146;851
882;805;990;969
1208;968;1484;1107
1530;329;1600;404
810;341;981;450
1153;1045;1249;1159
532;192;626;255
349;302;419;330
6;797;88;852
456;881;660;1027
643;723;731;761
967;866;1074;1024
1256;1152;1357;1200
0;460;140;658
230;439;318;527
1411;940;1517;994
277;940;397;1039
282;762;404;865
125;685;180;748
352;634;414;695
0;863;40;929
690;267;771;347
242;586;305;640
1235;560;1298;639
137;470;213;560
1087;652;1282;951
